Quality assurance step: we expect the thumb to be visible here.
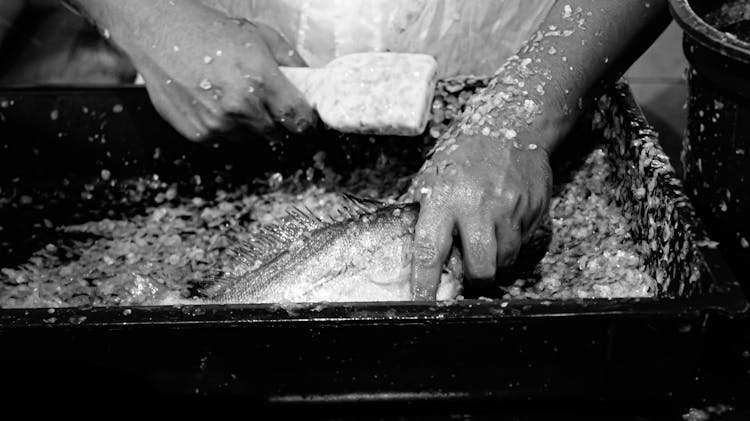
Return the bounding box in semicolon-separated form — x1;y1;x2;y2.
254;22;307;67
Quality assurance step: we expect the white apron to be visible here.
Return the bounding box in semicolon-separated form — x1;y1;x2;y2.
208;0;555;78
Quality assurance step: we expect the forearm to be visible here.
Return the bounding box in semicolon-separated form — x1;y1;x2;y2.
525;0;670;149
452;0;670;154
62;0;214;54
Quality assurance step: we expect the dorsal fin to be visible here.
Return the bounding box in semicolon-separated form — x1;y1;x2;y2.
231;195;386;269
341;193;385;218
237;206;328;270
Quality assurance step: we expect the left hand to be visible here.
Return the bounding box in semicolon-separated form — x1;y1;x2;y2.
406;131;553;299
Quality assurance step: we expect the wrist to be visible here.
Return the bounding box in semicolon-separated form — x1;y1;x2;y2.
532;85;582;154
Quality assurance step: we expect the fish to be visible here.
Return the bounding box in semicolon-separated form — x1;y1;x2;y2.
195;195;464;304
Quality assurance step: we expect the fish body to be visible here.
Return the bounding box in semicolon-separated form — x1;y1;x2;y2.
200;198;463;304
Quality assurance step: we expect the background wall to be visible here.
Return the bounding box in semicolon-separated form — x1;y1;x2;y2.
625;22;689;177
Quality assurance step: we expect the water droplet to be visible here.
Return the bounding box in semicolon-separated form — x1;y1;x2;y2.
173;45;180;52
112;104;123;113
248;86;255;93
528;144;538;150
50;110;59;120
216;50;222;56
563;4;572;18
103;28;110;39
548;46;557;55
199;78;212;90
203;56;213;64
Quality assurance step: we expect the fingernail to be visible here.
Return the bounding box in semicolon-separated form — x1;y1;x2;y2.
294;118;309;132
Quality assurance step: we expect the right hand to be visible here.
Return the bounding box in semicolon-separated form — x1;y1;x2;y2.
121;3;317;142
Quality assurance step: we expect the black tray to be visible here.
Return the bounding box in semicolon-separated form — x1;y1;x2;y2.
0;83;746;406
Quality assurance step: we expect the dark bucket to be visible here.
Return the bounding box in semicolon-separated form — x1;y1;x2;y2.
670;0;750;285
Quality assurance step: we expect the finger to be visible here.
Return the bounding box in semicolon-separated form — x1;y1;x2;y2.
517;196;539;243
457;216;497;282
262;64;318;133
507;189;537;244
521;203;544;244
411;204;454;300
254;22;307;67
496;218;522;268
145;81;207;142
195;98;236;136
221;92;276;136
521;191;551;244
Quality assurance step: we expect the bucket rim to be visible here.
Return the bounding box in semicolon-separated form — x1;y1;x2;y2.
669;0;750;64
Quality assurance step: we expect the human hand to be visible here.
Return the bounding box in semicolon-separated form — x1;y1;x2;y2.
407;124;553;299
115;2;317;142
